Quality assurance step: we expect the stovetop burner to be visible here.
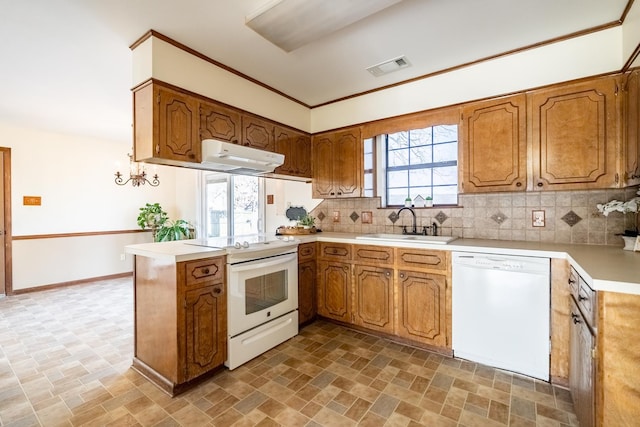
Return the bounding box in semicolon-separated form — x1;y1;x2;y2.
184;234;299;257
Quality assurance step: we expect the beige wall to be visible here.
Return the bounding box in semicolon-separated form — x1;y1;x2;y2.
2;122;182;290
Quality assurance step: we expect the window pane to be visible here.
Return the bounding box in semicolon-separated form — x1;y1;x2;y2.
387;188;408;206
433;142;457;162
387;170;408;188
433;125;457;143
388;148;409;167
433;166;457;186
233;175;259;236
206;179;227;237
409;168;431;186
410;146;432;165
387;132;408;150
433;185;458;205
410;128;433;145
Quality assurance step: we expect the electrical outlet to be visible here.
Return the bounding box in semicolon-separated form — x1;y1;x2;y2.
120;254;126;261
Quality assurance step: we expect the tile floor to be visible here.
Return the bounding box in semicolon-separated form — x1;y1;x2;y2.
0;278;578;426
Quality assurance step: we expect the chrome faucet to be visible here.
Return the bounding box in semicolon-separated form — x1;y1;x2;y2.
397;207;417;234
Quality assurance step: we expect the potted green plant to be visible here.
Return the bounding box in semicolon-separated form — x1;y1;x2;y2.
137;203;194;242
298;213;315;229
155;219;195;242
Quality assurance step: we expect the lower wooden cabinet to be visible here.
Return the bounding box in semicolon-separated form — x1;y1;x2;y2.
184;284;226;381
317;260;351;322
298;242;317;325
569;297;595;427
353;265;394;334
316;243;451;352
132;255;226;396
396;270;448;347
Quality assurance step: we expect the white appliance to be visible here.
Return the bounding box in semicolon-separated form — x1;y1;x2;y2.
452;252;550;380
201;139;284;175
191;235;299;370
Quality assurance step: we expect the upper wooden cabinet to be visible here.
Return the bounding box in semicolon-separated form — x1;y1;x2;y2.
528;76;620;191
200;100;241;144
242;115;275;151
461;94;527;193
623;70;640;186
133;80;308;179
274;126;312;178
134;81;201;163
312;127;363;198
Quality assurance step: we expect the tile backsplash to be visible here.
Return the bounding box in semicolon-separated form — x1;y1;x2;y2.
310;187;640;246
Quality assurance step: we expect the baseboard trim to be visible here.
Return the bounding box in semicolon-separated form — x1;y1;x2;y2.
11;272;133;295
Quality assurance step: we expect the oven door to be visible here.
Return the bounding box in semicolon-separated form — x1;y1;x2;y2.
227;252;298;337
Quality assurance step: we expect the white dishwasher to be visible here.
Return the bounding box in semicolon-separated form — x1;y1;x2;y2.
452;252;550;380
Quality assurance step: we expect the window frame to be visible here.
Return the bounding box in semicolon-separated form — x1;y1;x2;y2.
198;172;265;238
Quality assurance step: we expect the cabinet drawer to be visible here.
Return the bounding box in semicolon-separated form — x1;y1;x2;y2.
397;248;448;272
298;242;316;262
577;277;596;329
184;258;224;286
319;242;352;260
353;245;394;265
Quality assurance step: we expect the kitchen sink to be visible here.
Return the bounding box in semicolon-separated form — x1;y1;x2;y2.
355;233;458;244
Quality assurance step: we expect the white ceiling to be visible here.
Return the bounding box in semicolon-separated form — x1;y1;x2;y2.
0;0;630;143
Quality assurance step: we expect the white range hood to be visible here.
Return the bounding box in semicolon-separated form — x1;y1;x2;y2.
201;139;284;175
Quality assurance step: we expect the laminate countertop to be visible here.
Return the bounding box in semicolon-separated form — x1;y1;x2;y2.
303;232;640;295
125;233;640;295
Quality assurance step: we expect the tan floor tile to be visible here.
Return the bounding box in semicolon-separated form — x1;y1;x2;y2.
0;279;577;427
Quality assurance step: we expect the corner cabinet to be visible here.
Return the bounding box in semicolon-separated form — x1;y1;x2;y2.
132;255;226;396
312;127;363;198
134;81;201;164
529;76;620;191
274;126;312;178
460;94;527;192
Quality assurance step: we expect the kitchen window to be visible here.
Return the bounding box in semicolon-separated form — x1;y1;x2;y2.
368;124;458;206
199;172;264;238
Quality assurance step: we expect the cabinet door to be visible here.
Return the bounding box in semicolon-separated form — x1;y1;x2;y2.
623;70;640;186
156;85;201;162
569;299;595;427
529;77;619;190
312;133;335;198
353;265;394;333
461;94;527;192
298;260;317;325
312;127;363;198
334;128;362;197
200;100;241;144
242;115;274;151
274;126;311;178
396;270;447;347
184;284;226;381
317;261;351;322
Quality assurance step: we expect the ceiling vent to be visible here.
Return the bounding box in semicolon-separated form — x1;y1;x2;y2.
366;55;411;77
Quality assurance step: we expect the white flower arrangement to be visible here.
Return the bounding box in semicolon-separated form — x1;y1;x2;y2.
596;189;640;237
596;189;640;216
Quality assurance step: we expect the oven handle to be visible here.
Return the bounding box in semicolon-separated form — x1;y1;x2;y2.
229;252;297;273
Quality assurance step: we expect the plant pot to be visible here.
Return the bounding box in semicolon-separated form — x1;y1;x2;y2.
622;235;637;251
